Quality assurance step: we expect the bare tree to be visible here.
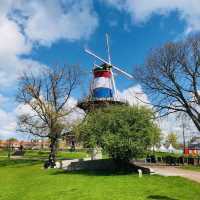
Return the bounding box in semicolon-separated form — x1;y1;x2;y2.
135;34;200;132
17;65;82;167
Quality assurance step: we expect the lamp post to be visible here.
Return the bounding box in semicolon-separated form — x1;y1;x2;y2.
7;140;11;160
182;120;186;154
180;113;190;154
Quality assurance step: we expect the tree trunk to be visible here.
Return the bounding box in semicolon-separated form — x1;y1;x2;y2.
48;137;58;168
8;151;11;160
7;141;11;160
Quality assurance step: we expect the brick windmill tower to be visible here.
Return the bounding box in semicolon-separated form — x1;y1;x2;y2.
78;34;133;112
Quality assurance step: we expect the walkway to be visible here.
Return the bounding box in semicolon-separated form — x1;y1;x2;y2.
144;165;200;183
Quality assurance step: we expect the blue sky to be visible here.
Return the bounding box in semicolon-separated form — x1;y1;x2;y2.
23;7;185;98
0;0;199;140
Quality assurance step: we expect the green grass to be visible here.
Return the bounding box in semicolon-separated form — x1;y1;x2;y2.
0;150;9;157
0;158;200;200
24;150;88;160
0;149;88;160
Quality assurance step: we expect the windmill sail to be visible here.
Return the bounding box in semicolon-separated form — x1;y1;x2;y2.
85;48;133;79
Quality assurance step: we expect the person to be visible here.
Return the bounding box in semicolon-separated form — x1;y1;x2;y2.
70;139;75;152
19;144;23;152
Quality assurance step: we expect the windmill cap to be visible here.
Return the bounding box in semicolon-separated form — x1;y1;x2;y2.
101;63;112;69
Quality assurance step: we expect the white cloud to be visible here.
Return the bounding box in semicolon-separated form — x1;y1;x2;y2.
103;0;200;33
0;2;47;87
0;55;47;87
0;0;98;87
0;0;98;139
0;103;36;140
117;84;150;106
11;0;98;46
0;97;33;140
0;108;17;140
57;97;85;126
0;13;32;87
158;112;198;142
117;85;198;142
0;16;31;56
12;97;85;139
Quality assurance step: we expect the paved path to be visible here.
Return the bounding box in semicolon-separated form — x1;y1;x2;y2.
144;165;200;183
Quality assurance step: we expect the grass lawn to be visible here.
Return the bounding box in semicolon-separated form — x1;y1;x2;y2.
0;149;88;160
0;157;200;200
24;150;88;160
0;149;9;156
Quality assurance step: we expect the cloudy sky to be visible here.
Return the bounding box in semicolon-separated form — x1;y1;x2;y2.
0;0;200;140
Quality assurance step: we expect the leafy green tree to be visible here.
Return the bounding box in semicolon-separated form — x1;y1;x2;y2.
77;105;161;161
165;132;179;148
7;137;17;142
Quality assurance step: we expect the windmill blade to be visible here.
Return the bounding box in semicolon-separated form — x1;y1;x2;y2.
85;49;111;66
110;69;117;100
93;64;103;68
112;65;133;79
85;48;133;79
106;33;111;64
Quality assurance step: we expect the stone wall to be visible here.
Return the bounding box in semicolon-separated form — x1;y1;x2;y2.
56;159;150;174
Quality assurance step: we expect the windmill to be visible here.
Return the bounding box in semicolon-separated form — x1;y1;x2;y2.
78;34;133;112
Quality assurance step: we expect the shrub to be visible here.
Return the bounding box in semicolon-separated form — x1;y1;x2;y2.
77;105;161;161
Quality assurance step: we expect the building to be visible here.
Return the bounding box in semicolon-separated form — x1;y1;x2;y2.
185;136;200;155
0;140;50;150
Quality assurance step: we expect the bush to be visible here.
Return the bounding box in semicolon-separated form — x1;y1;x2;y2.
77;105;161;161
148;152;200;166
